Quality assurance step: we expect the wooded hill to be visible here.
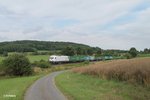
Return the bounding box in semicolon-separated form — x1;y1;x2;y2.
0;40;98;53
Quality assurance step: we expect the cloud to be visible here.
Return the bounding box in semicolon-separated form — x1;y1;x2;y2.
0;0;149;50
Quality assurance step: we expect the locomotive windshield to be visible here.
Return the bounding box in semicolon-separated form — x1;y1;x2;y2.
50;57;56;59
50;57;54;59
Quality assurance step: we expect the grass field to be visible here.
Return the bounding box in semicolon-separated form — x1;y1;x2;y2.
0;55;50;63
27;55;50;63
138;54;150;57
56;72;150;100
0;75;41;100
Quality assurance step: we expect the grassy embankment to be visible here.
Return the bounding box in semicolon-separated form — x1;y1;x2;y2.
0;75;40;100
56;58;150;100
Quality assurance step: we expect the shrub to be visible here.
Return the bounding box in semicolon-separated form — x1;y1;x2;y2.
33;60;51;68
125;53;132;59
83;61;90;64
2;54;33;76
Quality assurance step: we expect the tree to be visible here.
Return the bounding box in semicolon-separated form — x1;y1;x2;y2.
144;48;149;53
2;54;33;76
129;47;138;58
61;47;75;56
76;47;83;55
2;51;8;57
96;48;102;56
87;48;93;55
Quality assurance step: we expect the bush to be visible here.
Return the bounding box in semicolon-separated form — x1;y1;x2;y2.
125;53;132;59
33;60;51;68
83;61;90;64
2;54;33;76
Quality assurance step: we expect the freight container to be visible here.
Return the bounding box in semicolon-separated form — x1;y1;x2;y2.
69;55;87;62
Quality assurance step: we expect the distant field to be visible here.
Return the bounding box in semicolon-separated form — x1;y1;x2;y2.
56;72;150;100
0;55;50;63
138;54;150;57
26;55;50;63
0;75;40;100
72;58;150;85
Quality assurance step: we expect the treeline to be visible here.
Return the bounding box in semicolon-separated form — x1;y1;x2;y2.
0;40;91;53
61;46;102;56
0;40;149;57
0;40;105;56
142;48;150;53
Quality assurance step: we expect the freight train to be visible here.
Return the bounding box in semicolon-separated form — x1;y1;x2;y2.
49;55;113;64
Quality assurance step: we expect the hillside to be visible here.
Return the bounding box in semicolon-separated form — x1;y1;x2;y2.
0;40;94;53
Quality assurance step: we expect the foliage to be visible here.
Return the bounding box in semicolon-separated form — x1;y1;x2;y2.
0;40;104;56
86;48;93;55
75;47;83;55
32;60;51;68
129;47;138;58
125;53;132;59
2;51;8;57
61;47;75;56
143;48;150;54
2;54;33;76
31;51;51;55
0;40;92;53
102;49;128;57
83;61;90;64
95;48;102;56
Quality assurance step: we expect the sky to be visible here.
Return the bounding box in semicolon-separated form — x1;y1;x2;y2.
0;0;150;50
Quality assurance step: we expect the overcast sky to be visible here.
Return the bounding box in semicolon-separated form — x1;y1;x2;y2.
0;0;149;50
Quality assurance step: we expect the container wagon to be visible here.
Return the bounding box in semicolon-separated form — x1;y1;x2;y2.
49;55;112;64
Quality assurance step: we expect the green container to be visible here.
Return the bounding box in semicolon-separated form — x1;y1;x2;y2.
69;55;87;62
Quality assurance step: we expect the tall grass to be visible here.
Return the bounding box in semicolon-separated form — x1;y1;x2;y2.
72;58;150;86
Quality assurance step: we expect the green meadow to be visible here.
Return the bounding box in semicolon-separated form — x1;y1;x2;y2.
56;72;150;100
27;55;50;63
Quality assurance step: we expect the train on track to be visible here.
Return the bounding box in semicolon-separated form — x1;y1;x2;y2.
49;55;113;64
